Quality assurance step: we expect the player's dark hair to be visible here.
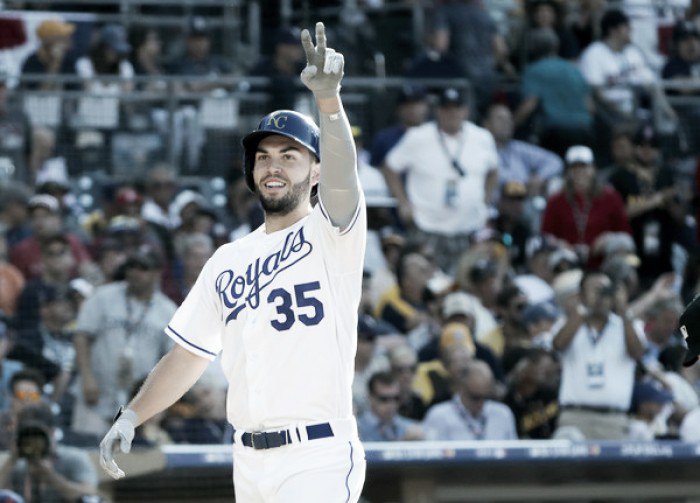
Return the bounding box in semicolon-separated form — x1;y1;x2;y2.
368;371;397;396
601;9;629;38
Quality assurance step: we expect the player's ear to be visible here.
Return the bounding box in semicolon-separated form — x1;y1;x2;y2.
310;160;321;188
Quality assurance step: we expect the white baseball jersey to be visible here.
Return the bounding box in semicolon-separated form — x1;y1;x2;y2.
166;193;366;431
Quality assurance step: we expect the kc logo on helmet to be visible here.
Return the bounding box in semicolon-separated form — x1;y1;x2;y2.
266;113;288;130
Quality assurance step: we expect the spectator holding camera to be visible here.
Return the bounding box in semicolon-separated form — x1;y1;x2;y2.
552;271;645;440
0;402;97;503
0;369;45;450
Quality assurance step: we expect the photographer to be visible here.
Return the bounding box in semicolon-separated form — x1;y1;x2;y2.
0;402;97;502
552;271;645;440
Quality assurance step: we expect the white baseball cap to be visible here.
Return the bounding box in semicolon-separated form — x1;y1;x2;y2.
565;145;594;165
442;292;479;319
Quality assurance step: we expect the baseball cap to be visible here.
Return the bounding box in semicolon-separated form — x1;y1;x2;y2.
633;123;660;147
439;322;476;355
171;190;206;217
525;235;557;260
275;26;301;46
522;302;559;326
99;24;131;54
115;187;143;207
548;247;580;272
680;295;700;367
188;16;210;37
501;181;528;199
442;291;480;319
38;284;72;306
552;268;584;299
36;158;70;191
36;19;75;40
631;381;673;410
397;84;427;104
565;145;594;165
673;20;700;42
438;87;467;107
28;194;60;213
123;247;164;270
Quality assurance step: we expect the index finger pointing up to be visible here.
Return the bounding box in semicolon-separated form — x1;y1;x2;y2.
315;22;326;53
301;28;315;62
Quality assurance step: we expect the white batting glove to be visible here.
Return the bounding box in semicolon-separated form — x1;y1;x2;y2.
300;22;344;99
99;408;138;479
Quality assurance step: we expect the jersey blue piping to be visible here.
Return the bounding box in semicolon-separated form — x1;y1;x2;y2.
344;441;354;503
318;197;362;236
166;325;217;356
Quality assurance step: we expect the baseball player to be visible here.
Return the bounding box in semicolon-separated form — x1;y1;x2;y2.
99;22;367;502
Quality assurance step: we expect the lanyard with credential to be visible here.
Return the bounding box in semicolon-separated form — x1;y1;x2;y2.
437;128;468;177
454;397;486;440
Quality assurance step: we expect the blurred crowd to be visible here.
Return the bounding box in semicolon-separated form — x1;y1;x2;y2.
1;0;700;500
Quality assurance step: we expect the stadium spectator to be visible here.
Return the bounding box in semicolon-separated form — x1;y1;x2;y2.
569;0;606;51
481;284;530;367
0;402;98;502
541;145;632;267
628;380;674;440
353;315;390;417
76;24;134;95
513;0;580;68
642;297;685;368
357;371;424;442
13;233;75;332
20;19;77;91
515;28;593;157
504;349;559;439
383;87;499;273
483;102;563;193
130;27;166;91
387;344;427;421
491;181;534;270
141;164;178;230
599;126;636;181
250;27;306;111
404;24;466;82
374;250;432;334
369;84;429;169
9;195;91;281
167;16;231;86
0;70;33;183
162;232;213;304
608;125;691;286
521;301;559;349
0;183;32;249
423;359;517;441
162;380;228;444
72;248;175;435
8;285;76;394
578;9;657;121
662;20;700;87
0;234;23;317
0;369;45;450
553;271;645;440
432;0;514;108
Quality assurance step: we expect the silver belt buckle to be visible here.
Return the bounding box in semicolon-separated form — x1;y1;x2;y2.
251;432;267;449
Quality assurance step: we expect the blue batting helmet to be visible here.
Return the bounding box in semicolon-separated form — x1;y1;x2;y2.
241;110;320;193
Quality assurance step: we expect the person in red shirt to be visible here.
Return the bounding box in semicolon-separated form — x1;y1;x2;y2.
541;145;632;268
9;194;91;280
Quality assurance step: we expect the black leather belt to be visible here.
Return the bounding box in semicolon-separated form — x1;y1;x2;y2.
562;404;628;414
236;422;334;450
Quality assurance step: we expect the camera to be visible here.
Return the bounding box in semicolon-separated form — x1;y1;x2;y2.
16;423;51;461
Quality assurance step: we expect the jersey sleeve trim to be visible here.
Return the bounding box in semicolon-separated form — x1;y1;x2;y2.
317;193;363;236
165;324;218;361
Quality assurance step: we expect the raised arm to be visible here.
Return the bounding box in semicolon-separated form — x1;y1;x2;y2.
99;344;210;479
300;22;359;229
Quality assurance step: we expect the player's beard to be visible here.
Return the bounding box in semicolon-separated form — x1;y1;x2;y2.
258;172;311;215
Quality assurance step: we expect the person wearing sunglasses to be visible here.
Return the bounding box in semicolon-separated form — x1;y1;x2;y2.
357;371;424;442
423;359;517;441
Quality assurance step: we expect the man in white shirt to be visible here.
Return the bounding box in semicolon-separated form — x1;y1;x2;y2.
382;87;499;272
553;271;646;440
579;9;656;118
